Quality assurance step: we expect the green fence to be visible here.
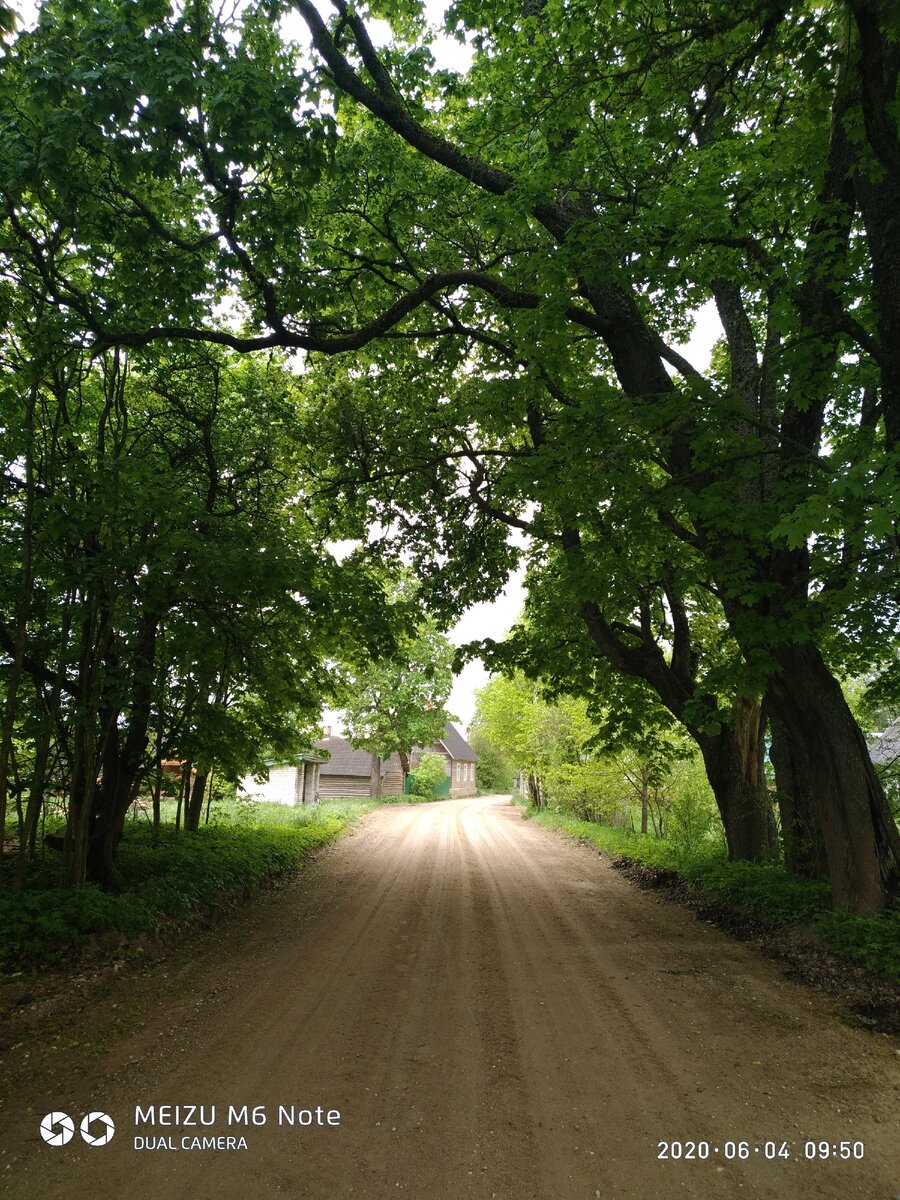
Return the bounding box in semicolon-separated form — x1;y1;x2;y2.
403;773;451;797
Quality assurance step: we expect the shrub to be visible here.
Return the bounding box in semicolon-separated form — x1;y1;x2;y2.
407;751;448;797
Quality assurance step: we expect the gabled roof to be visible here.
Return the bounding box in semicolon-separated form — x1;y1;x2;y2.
315;736;391;778
436;722;479;763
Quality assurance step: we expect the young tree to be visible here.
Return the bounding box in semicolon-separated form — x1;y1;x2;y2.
407;751;447;799
343;612;454;796
467;731;515;795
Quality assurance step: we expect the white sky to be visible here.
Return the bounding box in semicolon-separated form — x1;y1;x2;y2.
11;1;724;734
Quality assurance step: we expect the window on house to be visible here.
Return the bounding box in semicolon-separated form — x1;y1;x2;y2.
456;762;461;781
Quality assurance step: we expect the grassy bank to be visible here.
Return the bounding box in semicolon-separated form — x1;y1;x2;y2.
0;799;371;971
525;806;900;984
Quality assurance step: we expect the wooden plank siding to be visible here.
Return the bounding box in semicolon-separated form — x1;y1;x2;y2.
315;724;479;800
381;760;405;797
317;773;372;799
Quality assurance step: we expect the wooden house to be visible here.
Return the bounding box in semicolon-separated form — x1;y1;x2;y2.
432;722;479;798
316;722;479;800
315;737;405;799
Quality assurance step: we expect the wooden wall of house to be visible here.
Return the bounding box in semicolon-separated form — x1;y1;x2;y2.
381;761;404;796
318;773;371;798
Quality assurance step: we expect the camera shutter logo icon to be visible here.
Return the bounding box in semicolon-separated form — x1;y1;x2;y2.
39;1113;75;1147
80;1112;115;1146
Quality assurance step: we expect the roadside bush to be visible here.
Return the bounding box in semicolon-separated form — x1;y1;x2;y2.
544;759;625;823
407;752;447;797
468;731;515;793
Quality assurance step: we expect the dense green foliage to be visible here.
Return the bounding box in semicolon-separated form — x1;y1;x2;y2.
0;0;899;920
0;336;399;888
468;730;515;794
406;750;448;797
473;671;705;835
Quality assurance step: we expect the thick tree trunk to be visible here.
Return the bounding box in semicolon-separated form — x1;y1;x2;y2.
370;753;383;800
769;716;828;881
527;772;545;808
398;748;410;789
184;770;209;832
696;698;775;863
86;818;127;891
768;642;900;912
63;705;98;888
848;2;900;449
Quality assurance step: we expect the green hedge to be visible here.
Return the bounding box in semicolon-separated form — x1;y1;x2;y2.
526;807;900;983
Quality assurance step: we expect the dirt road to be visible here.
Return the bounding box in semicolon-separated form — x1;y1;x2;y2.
2;796;898;1199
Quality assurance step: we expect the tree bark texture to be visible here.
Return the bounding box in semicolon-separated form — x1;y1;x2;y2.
696;698;775;863
767;643;900;912
769;716;828;881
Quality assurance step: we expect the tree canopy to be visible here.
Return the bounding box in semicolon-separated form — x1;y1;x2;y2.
341;591;455;786
1;0;899;910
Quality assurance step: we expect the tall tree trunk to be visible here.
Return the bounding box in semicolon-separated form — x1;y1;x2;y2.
527;772;544;808
184;769;209;832
64;755;96;887
640;774;649;836
370;753;382;800
14;719;51;891
767;642;900;913
398;748;410;789
695;698;775;863
84;627;160;884
175;759;191;833
769;716;828;880
204;767;216;825
152;758;163;835
0;386;37;886
848;0;900;449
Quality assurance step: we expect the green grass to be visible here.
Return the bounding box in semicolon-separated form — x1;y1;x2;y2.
0;799;371;971
525;806;900;984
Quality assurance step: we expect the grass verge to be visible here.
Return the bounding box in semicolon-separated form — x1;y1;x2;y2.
524;806;900;985
0;799;371;972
